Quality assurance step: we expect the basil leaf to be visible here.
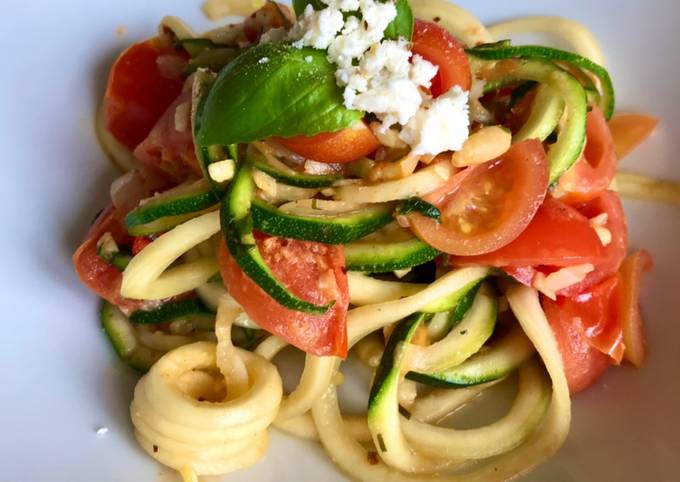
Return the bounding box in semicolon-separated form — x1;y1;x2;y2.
196;43;363;147
383;0;414;40
292;0;414;41
292;0;325;15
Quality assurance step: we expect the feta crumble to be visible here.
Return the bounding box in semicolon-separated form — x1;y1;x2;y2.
399;86;470;155
290;5;344;49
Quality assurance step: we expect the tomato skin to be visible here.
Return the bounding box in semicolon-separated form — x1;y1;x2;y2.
133;90;202;182
608;113;658;160
412;19;471;95
274;122;380;164
543;294;610;394
104;39;186;150
132;236;152;255
557;107;617;204
618;250;652;367
409;139;549;256
558;191;627;296
218;235;349;357
72;207;148;314
453;195;603;267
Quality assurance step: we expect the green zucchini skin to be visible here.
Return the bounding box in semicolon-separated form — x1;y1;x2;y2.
129;298;214;326
251;199;394;244
344;238;440;272
220;164;332;315
124;180;217;236
250;152;341;188
469;55;587;183
368;312;428;413
395;197;441;221
101;301;163;372
467;43;615;119
406;324;535;388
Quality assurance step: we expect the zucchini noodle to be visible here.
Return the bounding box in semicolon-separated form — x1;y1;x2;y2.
121;211;220;300
409;0;492;46
95;104;140;172
488;16;605;64
615;170;680;205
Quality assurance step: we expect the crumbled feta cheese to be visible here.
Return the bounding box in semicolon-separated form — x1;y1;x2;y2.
304;55;313;63
399;86;470;155
257;56;269;64
322;0;360;11
533;263;595;300
290;4;344;50
410;54;438;88
351;77;423;126
208;159;236;183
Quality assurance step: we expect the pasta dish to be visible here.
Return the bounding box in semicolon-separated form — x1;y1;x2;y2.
73;0;671;480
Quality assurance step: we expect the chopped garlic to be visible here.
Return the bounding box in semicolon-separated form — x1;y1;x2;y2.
393;268;411;279
533;263;595;300
589;213;611;246
208;159;236;183
173;101;191;132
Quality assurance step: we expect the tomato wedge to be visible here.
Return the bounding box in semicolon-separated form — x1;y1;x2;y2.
542;294;610;394
411;19;471;95
608;113;659;160
218;235;349;357
453;195;603;267
133;90;203;182
557;107;617;204
408;139;548;256
618;250;653;367
274;122;380;164
104;39;187;150
73;207;148;314
558;191;627;296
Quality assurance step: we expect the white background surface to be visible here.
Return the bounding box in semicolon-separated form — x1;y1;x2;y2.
1;1;678;481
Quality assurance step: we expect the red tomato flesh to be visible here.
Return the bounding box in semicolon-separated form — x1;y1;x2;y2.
412;19;471;95
543;294;610;394
218;235;349;357
72;207;148;314
453;195;603;267
608;113;659;160
618;250;653;367
557;107;617;204
104;39;186;150
275;122;380;164
408;139;548;256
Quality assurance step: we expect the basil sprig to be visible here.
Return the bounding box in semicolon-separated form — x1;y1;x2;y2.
196;43;363;147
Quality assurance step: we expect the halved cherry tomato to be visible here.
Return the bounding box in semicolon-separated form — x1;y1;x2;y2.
408;139;549;256
411;19;471;95
218;234;349;357
557;107;617;204
133;90;203;182
453;195;603;267
274;122;380;164
608;113;659;160
542;294;610;394
104;39;187;150
73;207;148;314
618;250;653;367
558;191;627;296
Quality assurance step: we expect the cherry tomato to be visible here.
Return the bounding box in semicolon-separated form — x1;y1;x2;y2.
408;139;549;255
618;250;653;367
558;191;627;296
275;122;380;164
104;39;186;150
557;107;617;204
453;195;603;267
608;113;658;160
131;236;153;255
411;19;472;95
72;207;148;314
133;90;203;182
542;294;610;394
218;234;349;357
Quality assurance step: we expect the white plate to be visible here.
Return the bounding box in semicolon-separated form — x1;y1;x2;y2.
1;0;678;481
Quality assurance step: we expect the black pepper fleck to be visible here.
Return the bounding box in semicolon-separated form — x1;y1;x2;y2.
153;445;159;453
